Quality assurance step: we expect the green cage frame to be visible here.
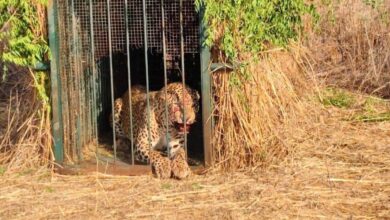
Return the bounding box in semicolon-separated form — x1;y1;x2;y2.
48;0;213;169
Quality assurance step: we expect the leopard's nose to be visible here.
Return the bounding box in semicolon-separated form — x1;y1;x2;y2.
184;115;195;124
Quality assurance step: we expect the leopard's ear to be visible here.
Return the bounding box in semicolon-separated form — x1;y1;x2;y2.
192;89;200;101
190;89;200;112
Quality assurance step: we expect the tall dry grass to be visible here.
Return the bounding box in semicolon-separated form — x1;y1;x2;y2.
211;46;318;170
307;0;390;98
0;64;53;173
0;1;52;174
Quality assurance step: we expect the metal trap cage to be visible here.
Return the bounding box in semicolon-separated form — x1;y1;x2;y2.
48;0;212;173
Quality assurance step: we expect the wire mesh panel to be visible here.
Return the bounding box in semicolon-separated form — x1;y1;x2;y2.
68;0;199;62
53;0;204;167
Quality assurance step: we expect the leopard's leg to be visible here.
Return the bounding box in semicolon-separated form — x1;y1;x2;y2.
113;98;126;137
171;147;191;179
150;151;171;179
167;134;191;179
109;98;130;151
134;126;171;179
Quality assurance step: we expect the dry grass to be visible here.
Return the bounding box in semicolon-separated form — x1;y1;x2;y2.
0;1;389;218
307;0;390;98
0;99;389;219
211;47;317;170
0;64;53;173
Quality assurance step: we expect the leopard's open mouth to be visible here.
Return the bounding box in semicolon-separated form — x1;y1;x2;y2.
174;122;191;133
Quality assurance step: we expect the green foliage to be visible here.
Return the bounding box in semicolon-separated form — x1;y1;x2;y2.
33;70;51;108
1;0;51;111
0;0;49;67
320;88;390;122
348;97;390;122
161;183;172;190
320;88;355;108
362;97;382;113
195;0;317;60
349;111;390;122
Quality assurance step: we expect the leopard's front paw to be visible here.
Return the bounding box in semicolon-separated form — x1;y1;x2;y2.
171;150;191;180
151;157;172;179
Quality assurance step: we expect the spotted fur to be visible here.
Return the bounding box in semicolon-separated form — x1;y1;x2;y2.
171;148;191;179
110;82;199;179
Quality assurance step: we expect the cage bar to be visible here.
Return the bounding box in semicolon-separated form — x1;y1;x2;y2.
70;0;81;161
161;0;170;156
199;4;213;166
179;0;187;156
48;0;64;163
124;0;135;165
107;0;117;161
89;0;99;147
142;0;153;153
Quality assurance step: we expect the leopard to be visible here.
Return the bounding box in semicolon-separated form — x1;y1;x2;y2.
110;82;199;179
170;147;192;180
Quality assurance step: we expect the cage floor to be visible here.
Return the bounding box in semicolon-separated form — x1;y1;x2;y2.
98;131;203;165
56;160;205;176
56;135;204;176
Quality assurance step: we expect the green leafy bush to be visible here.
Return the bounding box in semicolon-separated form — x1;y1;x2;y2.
0;0;49;68
320;88;355;108
195;0;317;60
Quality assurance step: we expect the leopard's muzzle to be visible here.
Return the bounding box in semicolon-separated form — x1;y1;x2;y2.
174;122;192;134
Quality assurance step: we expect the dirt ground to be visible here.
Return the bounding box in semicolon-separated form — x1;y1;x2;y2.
0;92;390;219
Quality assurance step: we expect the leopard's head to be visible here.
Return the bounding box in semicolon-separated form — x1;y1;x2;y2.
159;82;200;134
